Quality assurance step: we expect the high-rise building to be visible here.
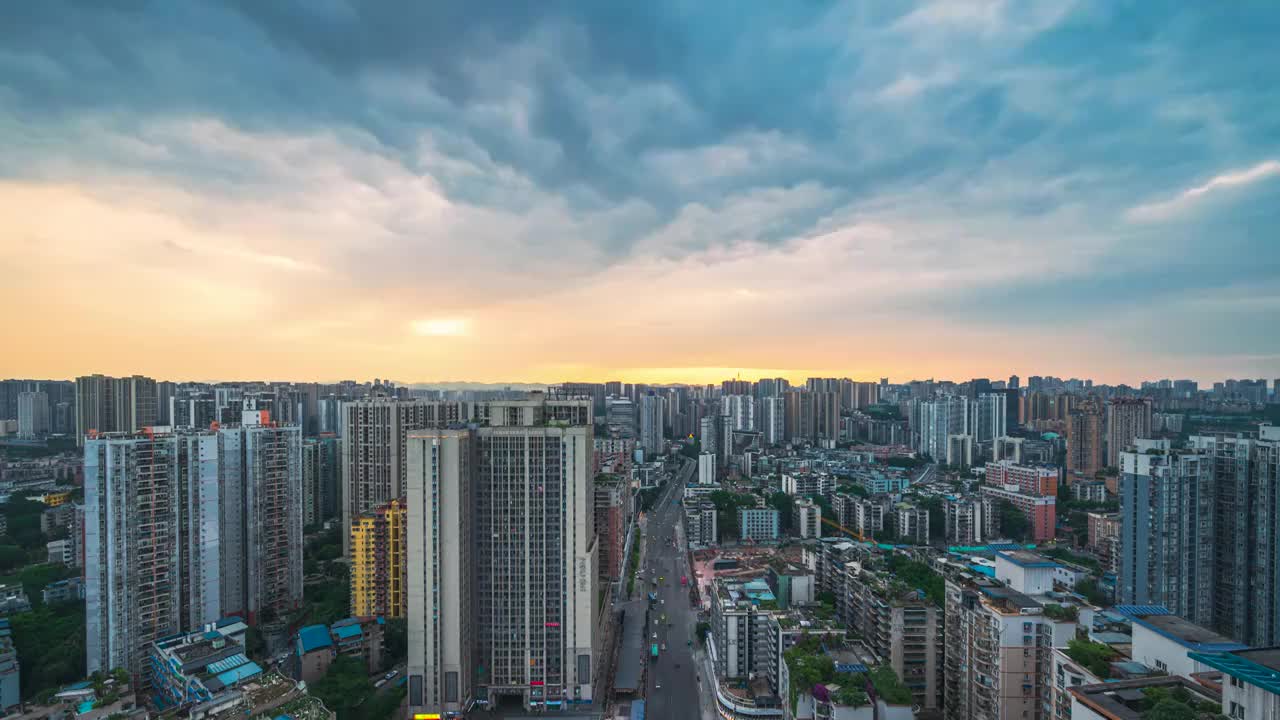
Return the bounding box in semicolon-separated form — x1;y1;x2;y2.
405;398;596;716
302;434;340;526
944;498;985;544
842;565;944;711
84;430;223;677
604;397;636;439
340;397;434;555
915;395;969;462
593;475;631;581
970;393;1007;444
638;393;665;457
783;390;814;442
1118;440;1214;627
1189;426;1280;646
760;396;785;446
1008;375;1019;389
1066;399;1104;481
813;391;840;443
1106;398;1153;467
75;374;159;445
792;499;822;539
17;391;50;439
350;497;407;619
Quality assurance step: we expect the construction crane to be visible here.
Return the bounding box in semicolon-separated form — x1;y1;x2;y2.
820;515;868;542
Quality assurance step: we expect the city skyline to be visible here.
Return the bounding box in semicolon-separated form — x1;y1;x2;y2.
3;2;1279;384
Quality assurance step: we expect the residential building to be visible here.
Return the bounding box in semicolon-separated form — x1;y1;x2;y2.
984;460;1060;497
0;619;18;714
1067;399;1104;481
971;392;1008;444
947;433;974;466
915;395;969;462
793;499;822;539
698;452;717;485
42;577;84;605
1105;398;1153;468
945;498;986;545
594;474;631;580
891;505;929;544
781;472;832;498
760;396;785;446
17;390;50;439
699;415;718;455
405;397;596;716
814;391;840;443
685;501;719;548
1189;426;1280;646
302;434;340;526
0;586;30;616
739;508;781;542
851;497;890;539
944;572;1090;720
711;578;777;680
1118;441;1215;626
639;392;666;457
1186;647;1280;720
47;537;76;566
843;565;944;711
75;374;159;445
979;484;1057;541
340;397;435;556
1115;606;1245;679
606;397;636;439
350;497;407;618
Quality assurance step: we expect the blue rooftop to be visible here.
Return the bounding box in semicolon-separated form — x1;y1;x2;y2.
298;625;332;653
1188;648;1280;696
333;624;363;640
215;661;262;686
630;699;645;720
1116;606;1246;652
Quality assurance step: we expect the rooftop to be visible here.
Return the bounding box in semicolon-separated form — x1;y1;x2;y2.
297;625;332;654
1188;647;1280;696
997;550;1058;568
1069;676;1221;720
1116;606;1246;651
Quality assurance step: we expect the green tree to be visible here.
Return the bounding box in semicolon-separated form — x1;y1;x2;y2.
0;545;26;573
1065;638;1115;679
309;655;375;719
869;666;913;705
769;493;796;534
885;555;944;607
1075;578;1108;606
382;618;407;670
996;500;1030;541
918;496;945;540
9;602;87;698
1143;699;1197;720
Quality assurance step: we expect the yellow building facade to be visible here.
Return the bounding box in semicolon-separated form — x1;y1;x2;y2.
350;497;406;618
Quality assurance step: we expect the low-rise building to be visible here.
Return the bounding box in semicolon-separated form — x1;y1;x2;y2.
1187;646;1280;720
0;585;30;616
1069;676;1222;720
42;576;84;605
0;619;18;714
295;616;384;685
147;621;262;713
1114;605;1245;679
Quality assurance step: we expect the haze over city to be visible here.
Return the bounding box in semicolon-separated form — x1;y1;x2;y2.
3;2;1279;384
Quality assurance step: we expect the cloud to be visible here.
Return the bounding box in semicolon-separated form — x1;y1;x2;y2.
2;1;1279;384
1126;160;1280;222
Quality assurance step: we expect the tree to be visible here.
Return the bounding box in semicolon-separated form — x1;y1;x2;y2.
996;500;1030;541
0;545;26;573
9;602;87;698
869;666;913;705
309;655;375;719
1075;578;1108;606
885;555;944;607
1143;699;1197;720
918;496;945;540
769;493;796;534
1065;638;1115;679
382;618;407;670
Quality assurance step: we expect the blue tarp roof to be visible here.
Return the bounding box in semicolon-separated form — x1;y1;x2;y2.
298;625;333;653
215;661;263;686
630;699;645;720
333;624;362;640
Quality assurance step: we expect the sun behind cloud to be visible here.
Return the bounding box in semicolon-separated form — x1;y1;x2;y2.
412;318;472;337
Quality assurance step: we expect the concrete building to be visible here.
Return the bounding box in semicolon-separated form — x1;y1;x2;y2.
350;497;407;618
686;501;719;548
915;395;969;462
760;396;785;446
891;505;929;544
302;434;340;526
699;415;718;456
638;392;666;457
1116;606;1245;679
698;452;717;485
781;472;832;498
710;578;777;680
405;399;597;716
944;572;1090;720
148;621;261;712
1105;398;1153;468
793;499;822;539
971;392;1008;445
852;497;890;539
17;390;50;439
980;484;1057;541
947;433;974;466
1187;647;1280;720
944;498;986;545
340;397;436;556
1190;425;1280;647
75;374;159;445
594;474;631;580
814;391;840;443
84;430;222;677
739;508;781;542
984;460;1060;496
1067;399;1104;481
1118;441;1215;626
842;567;944;711
606;397;636;439
1069;676;1223;720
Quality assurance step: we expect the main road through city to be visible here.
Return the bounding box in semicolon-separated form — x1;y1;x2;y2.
639;457;703;720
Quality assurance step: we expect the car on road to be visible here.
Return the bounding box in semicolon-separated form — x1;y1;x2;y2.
384;670;398;680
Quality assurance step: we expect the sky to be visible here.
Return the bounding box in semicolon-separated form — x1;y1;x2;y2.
2;1;1278;387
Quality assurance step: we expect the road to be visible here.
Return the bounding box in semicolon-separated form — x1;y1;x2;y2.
638;457;703;720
